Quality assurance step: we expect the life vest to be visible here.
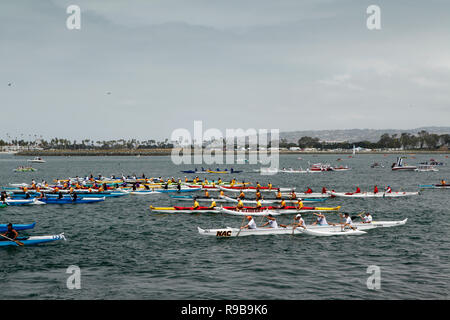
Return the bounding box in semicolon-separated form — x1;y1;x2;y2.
193;201;200;209
280;200;286;208
297;201;303;209
209;201;216;208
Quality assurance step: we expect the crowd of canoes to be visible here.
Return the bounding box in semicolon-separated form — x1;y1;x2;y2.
1;170;447;245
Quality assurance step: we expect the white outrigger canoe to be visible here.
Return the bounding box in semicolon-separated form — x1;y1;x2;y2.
4;198;46;206
197;218;407;237
219;195;326;204
198;226;368;237
219;186;294;193
328;191;419;198
282;192;332;199
218;206;341;216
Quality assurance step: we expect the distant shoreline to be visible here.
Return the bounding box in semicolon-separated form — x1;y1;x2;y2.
13;149;450;156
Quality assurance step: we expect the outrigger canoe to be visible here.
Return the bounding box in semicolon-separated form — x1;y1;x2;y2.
219;195;327;204
197;219;407;238
0;222;36;232
281;192;332;199
218;205;341;216
328;191;419;198
169;195;228;203
219;186;294;193
0;233;66;247
149;205;220;213
197;225;368;237
3;199;44;206
419;184;450;189
39;197;105;204
155;188;200;193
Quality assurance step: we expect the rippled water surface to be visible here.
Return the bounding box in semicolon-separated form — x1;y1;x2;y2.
0;153;449;299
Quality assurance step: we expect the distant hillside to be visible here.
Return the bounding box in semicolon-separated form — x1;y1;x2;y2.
280;127;450;143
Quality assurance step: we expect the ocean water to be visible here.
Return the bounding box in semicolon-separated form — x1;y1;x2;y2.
0;153;449;299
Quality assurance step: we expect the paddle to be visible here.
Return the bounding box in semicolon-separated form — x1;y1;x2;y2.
0;233;24;246
236;216;247;237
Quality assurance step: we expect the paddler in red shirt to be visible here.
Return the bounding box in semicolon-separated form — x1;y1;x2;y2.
355;187;361;193
305;187;313;194
385;185;392;193
322;187;327;194
374;185;379;194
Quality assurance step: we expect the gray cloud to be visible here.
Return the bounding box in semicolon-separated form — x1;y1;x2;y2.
1;0;449;141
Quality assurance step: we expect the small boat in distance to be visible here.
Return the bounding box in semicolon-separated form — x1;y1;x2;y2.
391;157;417;171
27;157;46;163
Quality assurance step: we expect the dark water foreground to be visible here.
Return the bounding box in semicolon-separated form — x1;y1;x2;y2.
0;154;448;299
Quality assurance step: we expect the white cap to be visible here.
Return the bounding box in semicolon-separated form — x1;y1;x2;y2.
296;214;302;218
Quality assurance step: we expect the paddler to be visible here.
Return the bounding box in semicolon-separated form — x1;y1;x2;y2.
0;191;7;203
339;212;356;230
290;190;297;200
296;199;303;210
209;199;217;209
373;185;379;194
238;190;245;199
279;199;287;209
255;199;263;210
305;187;313;194
287;214;307;230
385;186;392;193
218;178;222;184
322;187;327;194
204;190;210;198
256;182;262;189
355;186;361;193
236;199;244;211
219;190;225;197
255;189;262;200
71;193;78;201
268;182;273;189
261;214;278;228
58;192;64;199
441;180;446;185
360;212;373;223
276;189;282;199
311;213;328;226
1;223;18;240
241;216;257;230
193;198;200;210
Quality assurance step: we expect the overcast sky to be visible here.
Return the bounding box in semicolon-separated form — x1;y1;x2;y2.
1;0;449;141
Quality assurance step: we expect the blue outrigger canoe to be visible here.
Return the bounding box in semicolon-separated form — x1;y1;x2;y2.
9;191;126;198
0;233;66;247
0;222;36;232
